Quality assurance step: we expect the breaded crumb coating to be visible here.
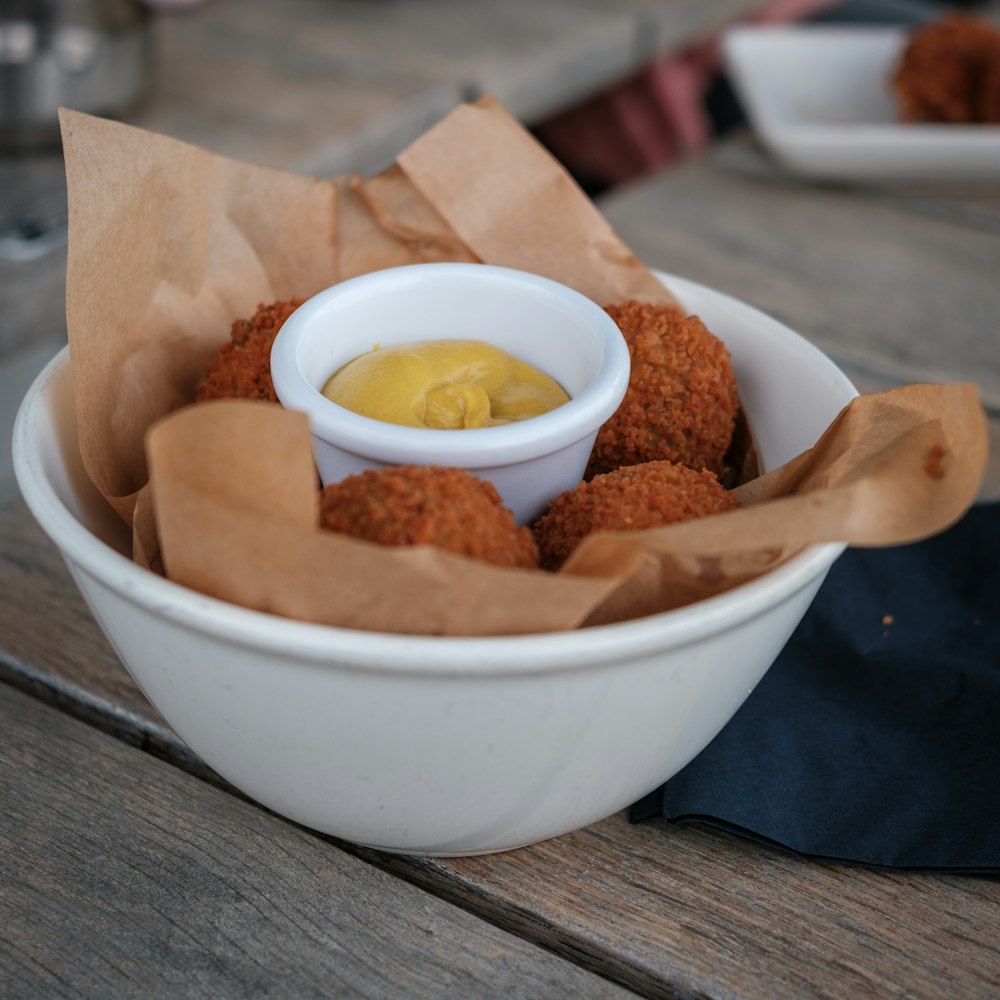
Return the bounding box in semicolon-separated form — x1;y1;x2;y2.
984;54;1000;123
197;299;303;403
319;465;540;569
534;460;740;570
892;16;1000;124
587;301;739;480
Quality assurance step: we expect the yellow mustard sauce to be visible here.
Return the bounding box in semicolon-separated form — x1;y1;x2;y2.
321;339;570;429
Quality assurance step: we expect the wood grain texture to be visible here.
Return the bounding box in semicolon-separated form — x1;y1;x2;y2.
141;0;687;175
0;685;636;999
612;0;766;59
3;502;998;1000
157;0;760;148
386;817;1000;1000
598;138;1000;412
711;141;1000;238
0;504;171;736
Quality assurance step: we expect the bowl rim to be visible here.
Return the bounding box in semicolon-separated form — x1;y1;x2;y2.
13;271;855;677
269;262;632;467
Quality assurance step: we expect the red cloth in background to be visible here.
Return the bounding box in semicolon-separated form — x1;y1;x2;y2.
535;0;839;186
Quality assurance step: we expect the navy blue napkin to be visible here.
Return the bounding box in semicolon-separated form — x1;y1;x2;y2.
631;502;1000;873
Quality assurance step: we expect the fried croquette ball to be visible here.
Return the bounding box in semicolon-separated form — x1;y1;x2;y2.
197;299;302;403
892;16;1000;124
981;48;1000;123
587;301;739;480
319;465;539;569
534;460;740;570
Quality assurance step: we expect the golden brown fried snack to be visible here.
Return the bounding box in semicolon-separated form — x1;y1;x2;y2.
588;301;739;480
197;299;302;403
981;49;1000;123
319;465;540;569
892;16;1000;124
534;460;740;570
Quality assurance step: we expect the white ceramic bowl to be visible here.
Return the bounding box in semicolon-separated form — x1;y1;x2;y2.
13;272;857;857
270;263;631;523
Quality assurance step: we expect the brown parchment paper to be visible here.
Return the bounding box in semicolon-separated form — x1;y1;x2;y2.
147;401;634;635
144;384;985;635
60;95;668;527
59;98;989;636
572;383;987;627
60;108;340;523
396;96;676;307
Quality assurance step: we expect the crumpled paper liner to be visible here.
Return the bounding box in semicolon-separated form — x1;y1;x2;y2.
571;383;986;627
61;109;338;524
61;95;671;525
146;401;635;634
144;384;986;635
396;100;673;306
59;97;988;636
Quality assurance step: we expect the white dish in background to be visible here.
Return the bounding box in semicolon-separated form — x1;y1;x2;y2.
722;25;1000;180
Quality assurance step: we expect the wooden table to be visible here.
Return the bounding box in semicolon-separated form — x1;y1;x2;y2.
146;0;762;178
3;136;1000;998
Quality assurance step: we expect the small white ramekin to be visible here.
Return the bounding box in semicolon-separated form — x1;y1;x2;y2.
269;263;630;523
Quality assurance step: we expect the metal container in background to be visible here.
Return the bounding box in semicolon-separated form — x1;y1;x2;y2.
0;0;153;152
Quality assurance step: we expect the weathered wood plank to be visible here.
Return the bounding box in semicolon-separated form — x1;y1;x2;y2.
3;501;999;1000
711;140;1000;237
0;504;172;735
385;817;1000;1000
598;139;1000;411
145;0;636;174
0;684;636;999
611;0;767;59
161;0;761;153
